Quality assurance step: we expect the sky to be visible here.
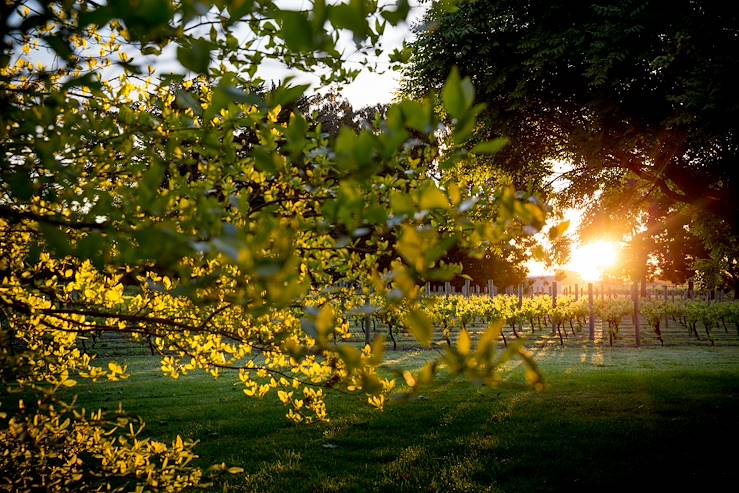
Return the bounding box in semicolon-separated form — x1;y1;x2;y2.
257;1;426;108
339;4;426;107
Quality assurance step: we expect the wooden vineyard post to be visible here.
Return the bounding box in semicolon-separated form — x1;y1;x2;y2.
588;283;595;341
487;280;494;298
425;282;430;297
518;284;523;308
575;284;579;301
632;282;640;347
363;294;371;347
551;281;558;335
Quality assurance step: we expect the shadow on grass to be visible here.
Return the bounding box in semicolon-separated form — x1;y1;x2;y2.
73;348;739;492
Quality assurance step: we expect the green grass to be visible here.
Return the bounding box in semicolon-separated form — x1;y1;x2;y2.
72;344;739;492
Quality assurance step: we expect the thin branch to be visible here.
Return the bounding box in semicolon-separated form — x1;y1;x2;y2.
0;204;111;230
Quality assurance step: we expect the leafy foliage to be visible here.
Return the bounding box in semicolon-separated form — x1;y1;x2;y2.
0;1;546;491
403;0;739;284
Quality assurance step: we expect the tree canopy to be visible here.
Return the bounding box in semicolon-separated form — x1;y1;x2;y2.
403;0;739;287
0;1;547;491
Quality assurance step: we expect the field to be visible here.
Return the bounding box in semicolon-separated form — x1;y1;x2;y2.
76;334;739;492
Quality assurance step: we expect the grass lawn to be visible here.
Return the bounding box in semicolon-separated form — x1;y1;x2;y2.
74;344;739;492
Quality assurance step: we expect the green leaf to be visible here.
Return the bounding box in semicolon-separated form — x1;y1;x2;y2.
453;104;485;145
334;127;358;171
141;161;165;194
381;0;410;26
440;0;460;13
20;13;52;32
470;137;509;155
205;73;265;121
133;225;191;263
43;35;73;59
252;146;278;174
286;113;308;157
398;99;431;133
404;309;433;347
329;3;369;37
7;167;35;200
61;72;102;92
219;84;264;107
112;0;172;31
175;89;201;114
312;0;329;27
268;82;310;107
177;38;212;74
39;223;71;257
281;11;315;51
426;262;462;281
442;67;475;119
388;45;412;64
227;0;256;21
141;45;162;56
76;232;104;268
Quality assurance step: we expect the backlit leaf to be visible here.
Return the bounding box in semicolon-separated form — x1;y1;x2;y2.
404;309;433;347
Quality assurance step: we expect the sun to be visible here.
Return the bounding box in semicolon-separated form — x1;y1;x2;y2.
568;241;619;281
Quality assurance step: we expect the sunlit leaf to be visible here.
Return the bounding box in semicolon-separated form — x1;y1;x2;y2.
404;309;433;347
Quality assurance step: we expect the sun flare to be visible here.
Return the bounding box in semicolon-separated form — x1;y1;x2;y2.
568;241;619;281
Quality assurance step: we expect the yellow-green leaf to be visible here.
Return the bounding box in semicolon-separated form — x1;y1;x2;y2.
315;304;334;344
402;370;416;387
548;220;570;241
477;319;504;361
336;344;362;370
397;225;423;269
404;309;433;347
418;183;450;210
457;329;471;356
370;335;385;366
